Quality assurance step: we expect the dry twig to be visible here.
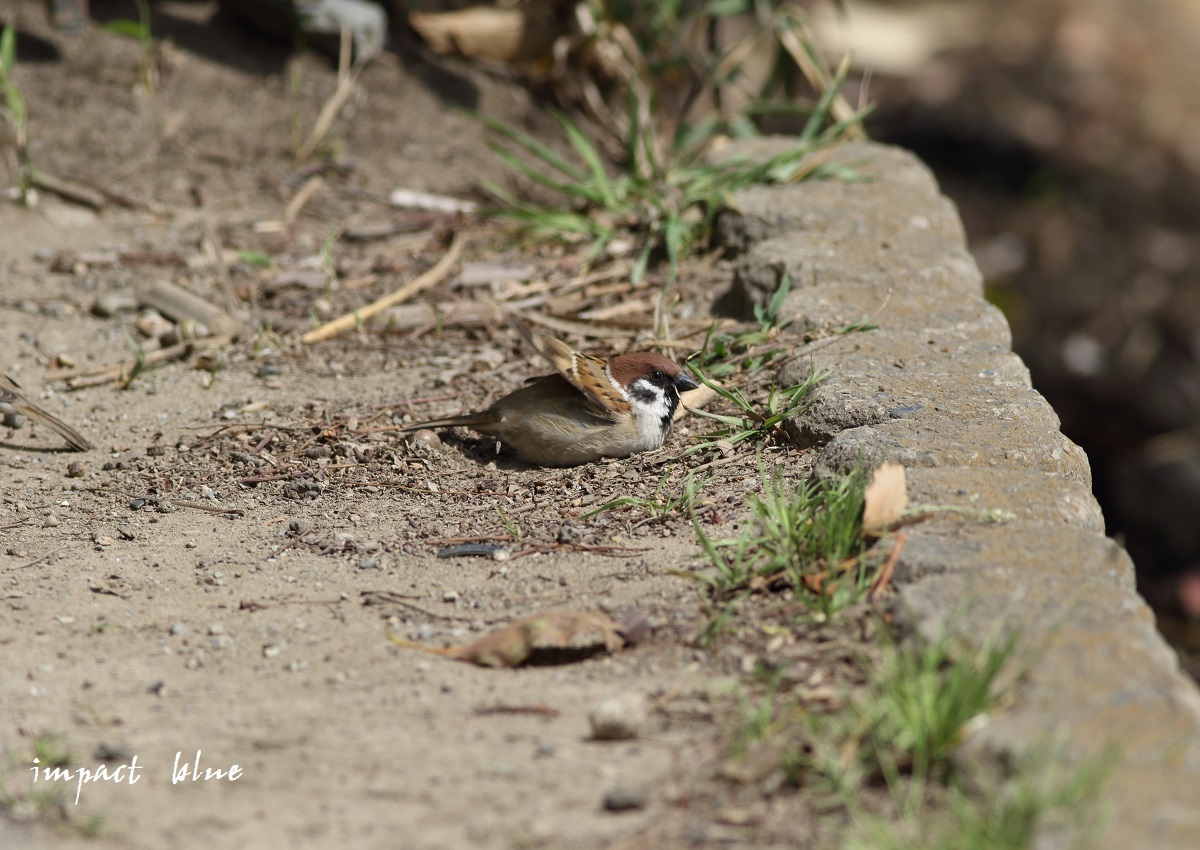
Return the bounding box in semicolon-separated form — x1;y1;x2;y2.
300;232;465;344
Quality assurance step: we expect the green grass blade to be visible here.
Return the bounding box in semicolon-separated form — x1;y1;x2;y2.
100;19;148;39
663;211;684;278
485;142;594;200
0;24;15;74
798;51;852;141
555;112;618;208
474;112;586;182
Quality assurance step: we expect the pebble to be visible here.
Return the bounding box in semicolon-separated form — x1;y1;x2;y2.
409;429;441;450
602;785;647;812
588;692;648;740
534;740;556;758
134;310;173;339
91;291;139;318
169;621;187;636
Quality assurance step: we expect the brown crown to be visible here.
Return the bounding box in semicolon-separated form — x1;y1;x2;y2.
606;352;685;388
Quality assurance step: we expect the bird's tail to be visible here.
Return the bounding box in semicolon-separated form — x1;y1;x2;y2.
9;402;94;451
1;376;94;452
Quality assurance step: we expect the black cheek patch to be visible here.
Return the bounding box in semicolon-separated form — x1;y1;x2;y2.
628;381;663;406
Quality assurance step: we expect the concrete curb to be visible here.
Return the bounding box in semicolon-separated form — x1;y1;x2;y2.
718;140;1200;848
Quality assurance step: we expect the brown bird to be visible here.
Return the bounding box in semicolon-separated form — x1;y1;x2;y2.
403;325;697;466
0;374;93;451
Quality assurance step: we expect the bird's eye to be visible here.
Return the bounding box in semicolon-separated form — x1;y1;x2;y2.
649;370;665;383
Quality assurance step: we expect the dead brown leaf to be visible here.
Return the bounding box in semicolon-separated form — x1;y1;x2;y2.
409;4;558;64
862;462;908;537
386;609;628;668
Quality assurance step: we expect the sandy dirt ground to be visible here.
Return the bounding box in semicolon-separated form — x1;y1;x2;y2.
0;4;879;848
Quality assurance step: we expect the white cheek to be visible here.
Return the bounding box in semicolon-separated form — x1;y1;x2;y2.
625;379;672;446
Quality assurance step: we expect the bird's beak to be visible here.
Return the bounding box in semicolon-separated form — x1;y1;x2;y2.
674;373;700;393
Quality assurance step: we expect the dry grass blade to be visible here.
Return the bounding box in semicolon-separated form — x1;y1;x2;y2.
297;26;365;161
203;217;239;318
868;532;904;602
285;174;325;225
777;22;865;140
507;309;640;341
300;232;464;344
48;333;237;388
29;169;106;209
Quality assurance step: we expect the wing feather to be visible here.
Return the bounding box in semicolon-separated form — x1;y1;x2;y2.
509;319;630;421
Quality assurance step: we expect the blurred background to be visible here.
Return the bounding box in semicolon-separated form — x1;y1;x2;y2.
834;0;1200;678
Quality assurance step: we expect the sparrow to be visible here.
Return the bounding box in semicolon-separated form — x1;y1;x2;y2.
403;325;698;466
0;374;94;452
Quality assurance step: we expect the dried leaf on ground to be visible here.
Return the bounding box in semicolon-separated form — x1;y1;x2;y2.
386;609;629;668
862;462;907;537
409;5;558;64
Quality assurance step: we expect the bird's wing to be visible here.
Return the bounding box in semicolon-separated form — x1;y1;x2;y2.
510;321;629;421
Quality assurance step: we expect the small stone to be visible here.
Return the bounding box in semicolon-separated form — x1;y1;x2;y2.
588;692;648;741
134;310;173;339
66;461;85;478
169;621;187;636
262;644;282;659
557;523;582;545
409;429;441;450
602;785;647;812
534;740;556;758
91;291;139;317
